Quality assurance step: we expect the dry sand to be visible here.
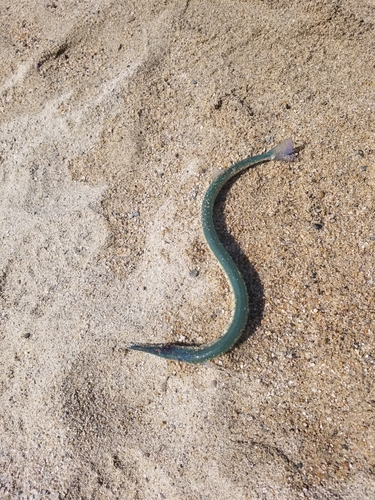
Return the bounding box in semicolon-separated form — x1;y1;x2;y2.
1;0;374;498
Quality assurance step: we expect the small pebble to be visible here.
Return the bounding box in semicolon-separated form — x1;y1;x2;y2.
128;211;140;219
189;269;199;278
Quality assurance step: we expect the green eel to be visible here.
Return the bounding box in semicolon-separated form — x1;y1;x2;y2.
128;138;294;363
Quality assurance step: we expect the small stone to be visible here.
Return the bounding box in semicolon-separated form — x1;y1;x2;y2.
128;211;140;219
189;269;199;278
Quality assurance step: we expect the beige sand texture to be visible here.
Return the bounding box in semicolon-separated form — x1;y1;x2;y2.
1;0;375;498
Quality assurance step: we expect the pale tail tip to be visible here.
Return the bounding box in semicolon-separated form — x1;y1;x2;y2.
269;138;295;162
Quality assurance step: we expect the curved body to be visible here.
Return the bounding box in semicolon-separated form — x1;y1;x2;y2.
128;139;294;363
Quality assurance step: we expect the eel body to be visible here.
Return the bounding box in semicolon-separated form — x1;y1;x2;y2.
128;138;294;363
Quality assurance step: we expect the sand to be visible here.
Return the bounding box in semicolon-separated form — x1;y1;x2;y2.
1;0;374;498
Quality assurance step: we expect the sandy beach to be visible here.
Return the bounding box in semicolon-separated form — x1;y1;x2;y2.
1;1;374;498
